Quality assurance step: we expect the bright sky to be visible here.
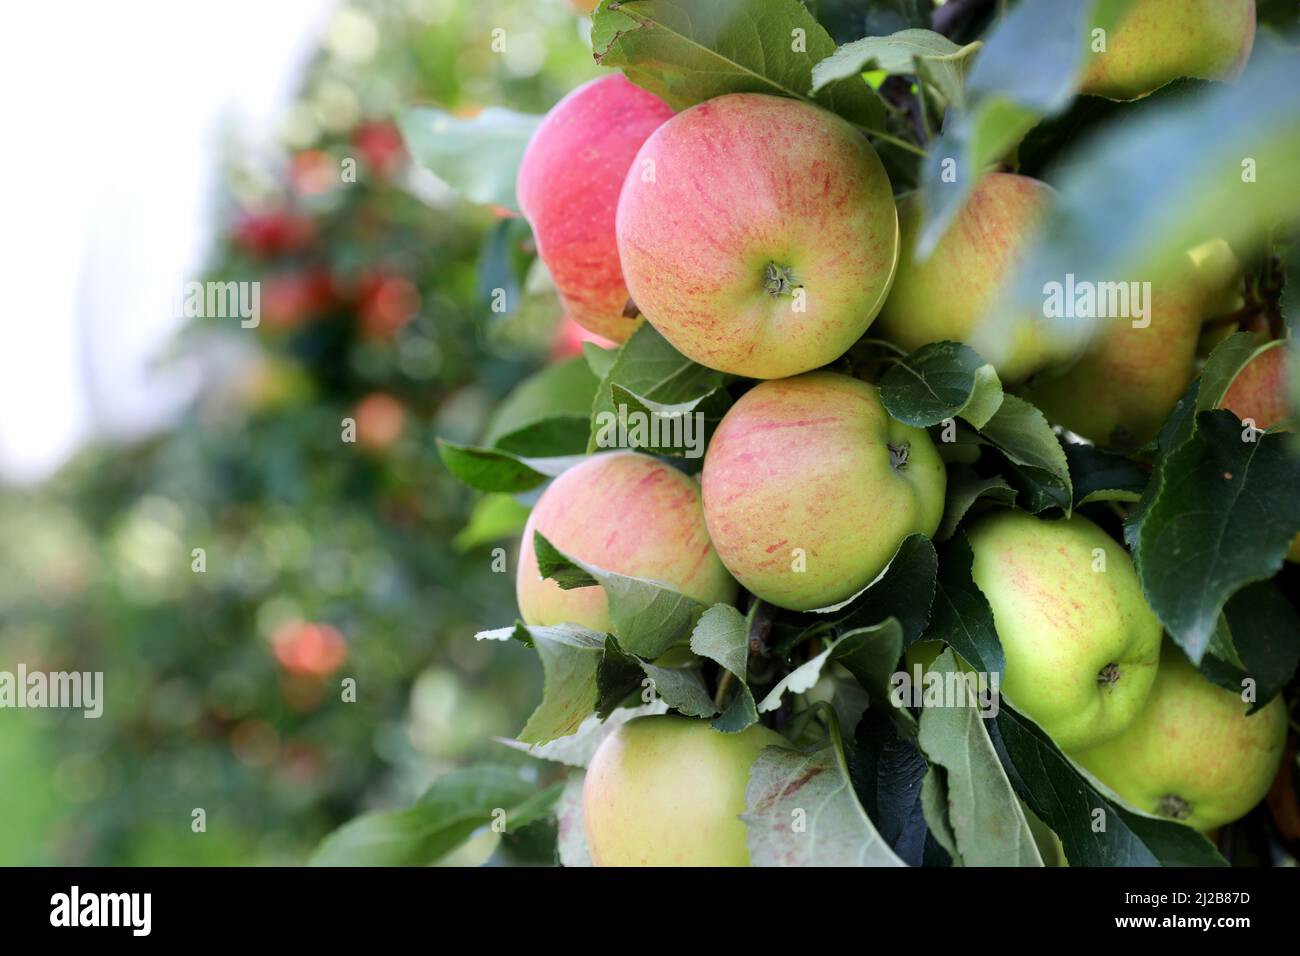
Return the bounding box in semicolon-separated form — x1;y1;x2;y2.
0;0;334;484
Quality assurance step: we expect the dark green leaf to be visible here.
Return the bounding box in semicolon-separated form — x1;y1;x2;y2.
878;341;1004;429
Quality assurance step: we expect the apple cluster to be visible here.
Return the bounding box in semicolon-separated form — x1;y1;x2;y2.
507;0;1283;866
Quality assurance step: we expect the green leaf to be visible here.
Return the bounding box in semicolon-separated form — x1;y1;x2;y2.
582;342;618;380
915;0;1129;255
1131;411;1300;664
555;773;592;867
494;701;669;768
848;708;936;866
1194;332;1279;414
532;531;711;659
923;533;1005;678
483;356;600;448
493;416;592;457
920;768;961;863
878;341;1005;429
594;383;730;458
587;323;725;453
743;719;906;866
310;766;558;866
690;604;757;732
1065;442;1148;507
437;439;582;493
1198;582;1300;712
397;107;540;212
993;705;1226;866
978;395;1073;512
811;29;981;110
452;493;531;551
917;651;1043;866
592;0;885;131
936;467;1017;541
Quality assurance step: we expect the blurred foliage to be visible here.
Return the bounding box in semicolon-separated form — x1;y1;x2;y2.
0;0;602;865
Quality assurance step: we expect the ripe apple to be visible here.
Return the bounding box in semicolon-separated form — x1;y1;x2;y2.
515;451;736;633
1020;244;1238;448
584;714;786;866
1071;641;1287;831
877;173;1075;382
1215;340;1300;561
616;93;899;378
1079;0;1256;101
517;74;673;343
701;372;945;611
966;510;1162;752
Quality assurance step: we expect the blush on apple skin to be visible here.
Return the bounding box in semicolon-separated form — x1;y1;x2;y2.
517;75;674;344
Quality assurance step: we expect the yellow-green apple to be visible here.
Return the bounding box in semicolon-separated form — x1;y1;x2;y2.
515;451;736;632
701;372;945;610
1079;0;1256;101
615;93;898;378
517;75;673;343
877;173;1075;382
1020;245;1239;448
1072;641;1287;830
1215;340;1300;561
584;714;786;866
966;510;1162;751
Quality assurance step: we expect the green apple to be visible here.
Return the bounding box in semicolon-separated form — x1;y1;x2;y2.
877;173;1077;383
1020;246;1236;449
583;715;786;866
1072;641;1287;831
701;372;946;611
966;510;1162;752
515;451;736;633
616;93;898;379
1079;0;1256;101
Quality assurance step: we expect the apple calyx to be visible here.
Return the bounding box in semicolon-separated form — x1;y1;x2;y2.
1158;793;1192;821
622;297;641;319
888;441;911;471
1097;661;1121;687
762;262;800;297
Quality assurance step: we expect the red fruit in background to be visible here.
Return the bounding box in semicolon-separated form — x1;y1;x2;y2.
272;621;348;678
352;120;406;177
232;208;313;258
358;273;421;338
260;268;335;330
291;149;338;196
1218;342;1292;430
551;314;615;360
353;392;406;451
517;74;673;343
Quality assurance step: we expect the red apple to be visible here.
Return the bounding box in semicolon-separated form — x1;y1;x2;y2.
517;74;674;343
616;93;898;378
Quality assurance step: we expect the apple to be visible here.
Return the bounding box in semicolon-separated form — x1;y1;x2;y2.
877;173;1076;383
517;74;674;343
1079;0;1256;101
516;451;736;633
1020;244;1238;448
966;510;1162;752
1215;340;1300;561
1071;641;1287;831
615;93;899;378
584;714;786;866
701;371;945;611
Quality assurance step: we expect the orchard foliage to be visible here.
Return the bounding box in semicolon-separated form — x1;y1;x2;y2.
324;0;1300;867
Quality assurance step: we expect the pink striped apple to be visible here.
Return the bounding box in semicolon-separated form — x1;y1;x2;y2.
515;451;736;633
701;372;945;610
517;75;674;343
615;94;899;378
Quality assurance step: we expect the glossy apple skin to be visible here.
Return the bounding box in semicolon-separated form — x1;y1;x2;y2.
1216;341;1300;561
616;94;898;378
584;715;786;866
701;372;945;611
517;75;673;343
515;452;736;633
1072;641;1286;831
878;173;1073;383
966;510;1162;752
1080;0;1256;101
